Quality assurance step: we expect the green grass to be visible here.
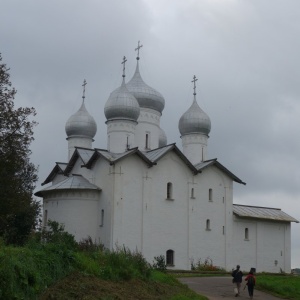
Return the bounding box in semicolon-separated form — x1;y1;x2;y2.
0;239;208;299
256;274;300;299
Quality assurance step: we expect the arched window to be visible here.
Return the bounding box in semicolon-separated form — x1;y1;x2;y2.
145;133;149;148
100;209;104;227
167;182;173;199
166;249;174;266
191;188;195;198
209;188;213;201
245;228;249;240
206;219;211;230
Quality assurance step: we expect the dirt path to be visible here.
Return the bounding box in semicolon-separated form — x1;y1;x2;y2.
179;277;285;300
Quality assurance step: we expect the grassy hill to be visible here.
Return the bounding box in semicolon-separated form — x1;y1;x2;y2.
0;222;207;300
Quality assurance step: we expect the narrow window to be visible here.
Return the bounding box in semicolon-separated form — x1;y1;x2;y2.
167;182;173;199
126;136;129;150
43;209;48;227
245;228;249;240
145;133;149;149
223;226;225;235
100;209;104;227
206;219;211;230
166;249;174;266
209;188;213;201
191;188;195;198
223;196;225;203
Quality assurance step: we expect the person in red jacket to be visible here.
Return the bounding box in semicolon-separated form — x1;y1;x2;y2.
245;271;256;299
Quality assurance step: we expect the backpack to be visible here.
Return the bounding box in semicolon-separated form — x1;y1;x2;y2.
248;276;255;285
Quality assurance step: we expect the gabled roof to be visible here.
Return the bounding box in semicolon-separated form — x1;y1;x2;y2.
42;145;244;186
85;147;154;169
195;159;246;185
42;162;68;186
144;143;198;174
35;174;101;197
64;147;94;175
233;204;299;223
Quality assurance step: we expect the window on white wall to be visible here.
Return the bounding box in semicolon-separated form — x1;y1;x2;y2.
209;188;213;201
191;188;195;199
145;132;150;149
166;249;174;266
167;182;173;199
100;209;104;227
206;219;211;230
245;228;249;240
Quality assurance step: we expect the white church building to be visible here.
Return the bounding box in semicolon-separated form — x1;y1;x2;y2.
35;45;298;273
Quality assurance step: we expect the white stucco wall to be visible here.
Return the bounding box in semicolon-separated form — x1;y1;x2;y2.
181;133;208;164
134;108;161;150
43;190;100;241
106;120;137;153
232;217;291;273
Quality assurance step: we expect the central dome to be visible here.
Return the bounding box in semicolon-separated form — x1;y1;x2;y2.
104;79;140;122
126;62;165;113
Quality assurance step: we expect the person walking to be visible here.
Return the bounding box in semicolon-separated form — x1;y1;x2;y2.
232;265;243;297
245;270;256;299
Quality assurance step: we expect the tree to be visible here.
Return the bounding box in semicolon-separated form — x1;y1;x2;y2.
0;53;40;245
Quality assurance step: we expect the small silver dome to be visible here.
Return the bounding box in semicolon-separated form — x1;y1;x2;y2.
159;127;167;147
104;79;140;121
179;99;211;136
126;62;165;113
65;102;97;138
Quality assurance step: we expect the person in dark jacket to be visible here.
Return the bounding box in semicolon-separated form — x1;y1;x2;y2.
232;265;243;297
245;271;256;299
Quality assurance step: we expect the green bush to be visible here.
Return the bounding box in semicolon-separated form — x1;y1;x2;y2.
0;220;77;299
152;254;167;272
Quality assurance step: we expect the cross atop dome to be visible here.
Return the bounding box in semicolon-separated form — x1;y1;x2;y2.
121;56;127;78
82;79;87;102
135;40;143;60
192;75;198;97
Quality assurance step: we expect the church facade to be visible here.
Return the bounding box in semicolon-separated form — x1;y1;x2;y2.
36;46;298;272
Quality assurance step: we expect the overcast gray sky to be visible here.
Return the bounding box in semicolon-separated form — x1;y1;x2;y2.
1;0;299;268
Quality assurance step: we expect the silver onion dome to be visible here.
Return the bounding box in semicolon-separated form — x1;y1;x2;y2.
159;127;167;147
65;102;97;138
179;99;211;136
126;62;165;113
104;79;140;121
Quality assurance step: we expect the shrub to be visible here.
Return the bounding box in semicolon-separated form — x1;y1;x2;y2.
190;257;224;271
152;255;167;272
